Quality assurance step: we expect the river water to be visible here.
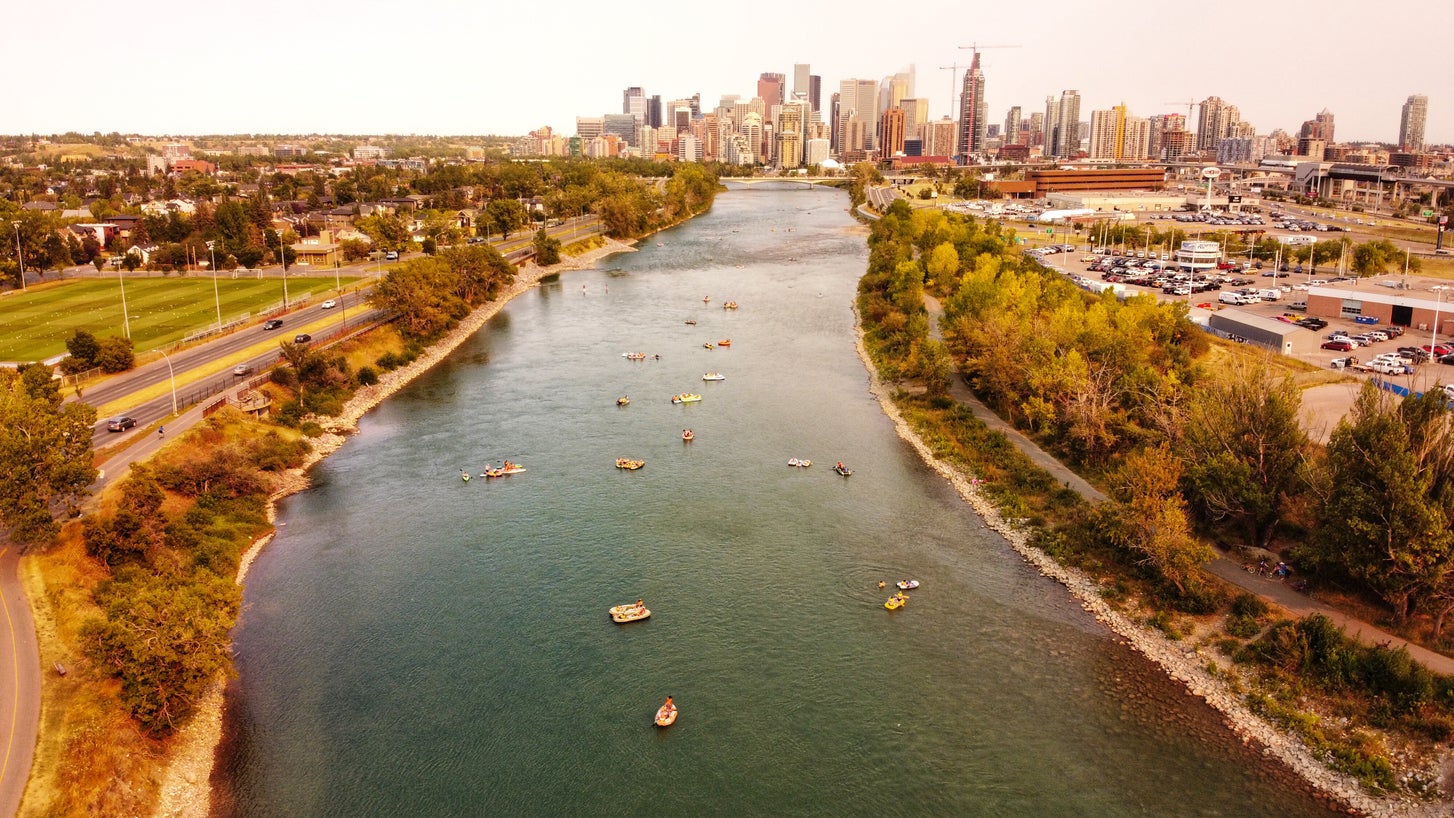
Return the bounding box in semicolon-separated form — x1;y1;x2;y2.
218;184;1338;816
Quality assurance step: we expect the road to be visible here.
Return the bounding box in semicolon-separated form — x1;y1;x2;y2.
0;545;40;818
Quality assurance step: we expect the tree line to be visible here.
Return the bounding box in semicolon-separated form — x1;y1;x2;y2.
860;201;1454;637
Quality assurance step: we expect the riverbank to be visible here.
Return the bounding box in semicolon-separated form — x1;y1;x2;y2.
850;315;1445;818
150;237;641;818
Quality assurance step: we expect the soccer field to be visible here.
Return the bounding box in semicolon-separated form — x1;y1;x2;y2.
0;276;360;362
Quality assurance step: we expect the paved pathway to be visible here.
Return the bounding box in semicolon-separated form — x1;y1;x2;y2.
0;544;40;818
922;294;1454;673
923;295;1105;502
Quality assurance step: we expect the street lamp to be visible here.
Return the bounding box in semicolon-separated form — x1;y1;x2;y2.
117;262;131;338
10;221;24;291
207;240;222;332
158;348;178;415
1432;285;1449;359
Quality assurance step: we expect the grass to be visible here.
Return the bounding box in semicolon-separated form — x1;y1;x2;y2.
0;275;360;362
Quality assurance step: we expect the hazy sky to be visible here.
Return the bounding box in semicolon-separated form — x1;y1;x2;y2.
11;0;1450;145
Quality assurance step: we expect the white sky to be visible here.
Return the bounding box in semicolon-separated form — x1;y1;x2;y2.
10;0;1450;145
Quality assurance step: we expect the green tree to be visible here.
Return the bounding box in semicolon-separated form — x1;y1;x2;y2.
1180;360;1310;548
367;257;469;339
94;335;136;372
0;365;97;544
1309;384;1454;622
65;329;101;368
532;228;561;266
484;198;528;240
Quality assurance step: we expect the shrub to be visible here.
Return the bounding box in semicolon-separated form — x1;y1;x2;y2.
356;366;378;386
1231;593;1270;619
299;421;324;437
1226;614;1261;639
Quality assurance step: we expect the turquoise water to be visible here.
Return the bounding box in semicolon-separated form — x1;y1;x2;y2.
218;185;1338;817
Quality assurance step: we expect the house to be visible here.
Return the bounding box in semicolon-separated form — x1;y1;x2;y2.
290;230;341;267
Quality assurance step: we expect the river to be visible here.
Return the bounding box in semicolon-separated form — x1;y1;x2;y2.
217;183;1339;817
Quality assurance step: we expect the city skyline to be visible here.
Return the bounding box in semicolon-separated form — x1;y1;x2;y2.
8;0;1452;146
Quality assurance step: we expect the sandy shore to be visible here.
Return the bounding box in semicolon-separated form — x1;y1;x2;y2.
150;237;639;818
850;320;1449;817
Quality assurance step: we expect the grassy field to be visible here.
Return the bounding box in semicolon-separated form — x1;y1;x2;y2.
0;276;359;362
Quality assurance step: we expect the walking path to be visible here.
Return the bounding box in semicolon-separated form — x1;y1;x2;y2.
922;293;1454;675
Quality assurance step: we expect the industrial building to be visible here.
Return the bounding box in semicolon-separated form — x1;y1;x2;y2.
1207;309;1315;354
1306;281;1454;337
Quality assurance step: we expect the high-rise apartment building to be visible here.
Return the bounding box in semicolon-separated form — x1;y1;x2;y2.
1196;97;1233;151
1400;94;1428;151
1027;112;1044;147
923;118;957;157
778;99;810;168
1045;90;1080;158
648;96;662;129
807;75;821;113
957;52;987;160
1123;117;1150;160
1088;106;1125;160
1004;106;1022;145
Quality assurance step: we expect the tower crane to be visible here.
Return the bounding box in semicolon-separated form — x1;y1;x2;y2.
1165;98;1201;124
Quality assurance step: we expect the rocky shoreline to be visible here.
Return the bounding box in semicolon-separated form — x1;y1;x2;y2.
150;238;640;818
849;319;1448;818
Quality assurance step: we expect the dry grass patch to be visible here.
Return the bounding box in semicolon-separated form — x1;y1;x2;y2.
22;523;166;817
340;323;406;373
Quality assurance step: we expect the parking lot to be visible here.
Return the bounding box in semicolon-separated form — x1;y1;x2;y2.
1038;248;1454;431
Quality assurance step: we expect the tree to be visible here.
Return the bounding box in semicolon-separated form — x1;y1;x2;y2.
0;365;97;544
484;198;528;240
532;228;561;266
94;335;135;373
65;330;101;368
1309;384;1454;622
1100;444;1213;594
367;257;469;339
1180;360;1310;548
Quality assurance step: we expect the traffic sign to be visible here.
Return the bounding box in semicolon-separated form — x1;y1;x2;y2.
1421;209;1435;218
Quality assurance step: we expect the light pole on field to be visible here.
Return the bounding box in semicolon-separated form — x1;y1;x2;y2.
1432;286;1449;359
117;263;131;338
10;221;24;291
207;240;222;331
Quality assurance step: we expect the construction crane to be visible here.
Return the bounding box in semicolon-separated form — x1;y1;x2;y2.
943;44;1020;122
1165;98;1200;125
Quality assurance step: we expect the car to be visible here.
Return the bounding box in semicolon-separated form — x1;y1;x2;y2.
233;364;254;376
1321;339;1354;351
1441;352;1454;365
263;319;284;330
1383;325;1405;338
1397;347;1431;363
1298;318;1327;330
321;299;337;309
1366;360;1408;375
385;251;399;261
106;416;137;432
294;333;312;344
1421;344;1454;357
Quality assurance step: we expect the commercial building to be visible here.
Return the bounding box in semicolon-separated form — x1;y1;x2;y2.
1175;240;1221;274
1306;281;1454;337
1024;167;1166;193
1207;310;1311;355
1044;191;1187;212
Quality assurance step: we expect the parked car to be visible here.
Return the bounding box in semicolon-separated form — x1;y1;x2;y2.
1421;344;1454;357
263;318;284;330
1397;347;1431;363
106;415;137;432
294;333;312;344
385;251;399;261
1298;318;1327;331
321;299;337;309
1366;359;1408;375
1320;339;1354;351
233;364;253;376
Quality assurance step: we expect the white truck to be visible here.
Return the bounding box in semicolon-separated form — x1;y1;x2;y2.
1259;289;1282;302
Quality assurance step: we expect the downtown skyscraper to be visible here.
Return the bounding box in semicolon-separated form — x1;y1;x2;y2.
956;51;987;161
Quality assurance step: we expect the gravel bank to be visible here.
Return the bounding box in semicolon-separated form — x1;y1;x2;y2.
150;238;639;818
850;317;1447;818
